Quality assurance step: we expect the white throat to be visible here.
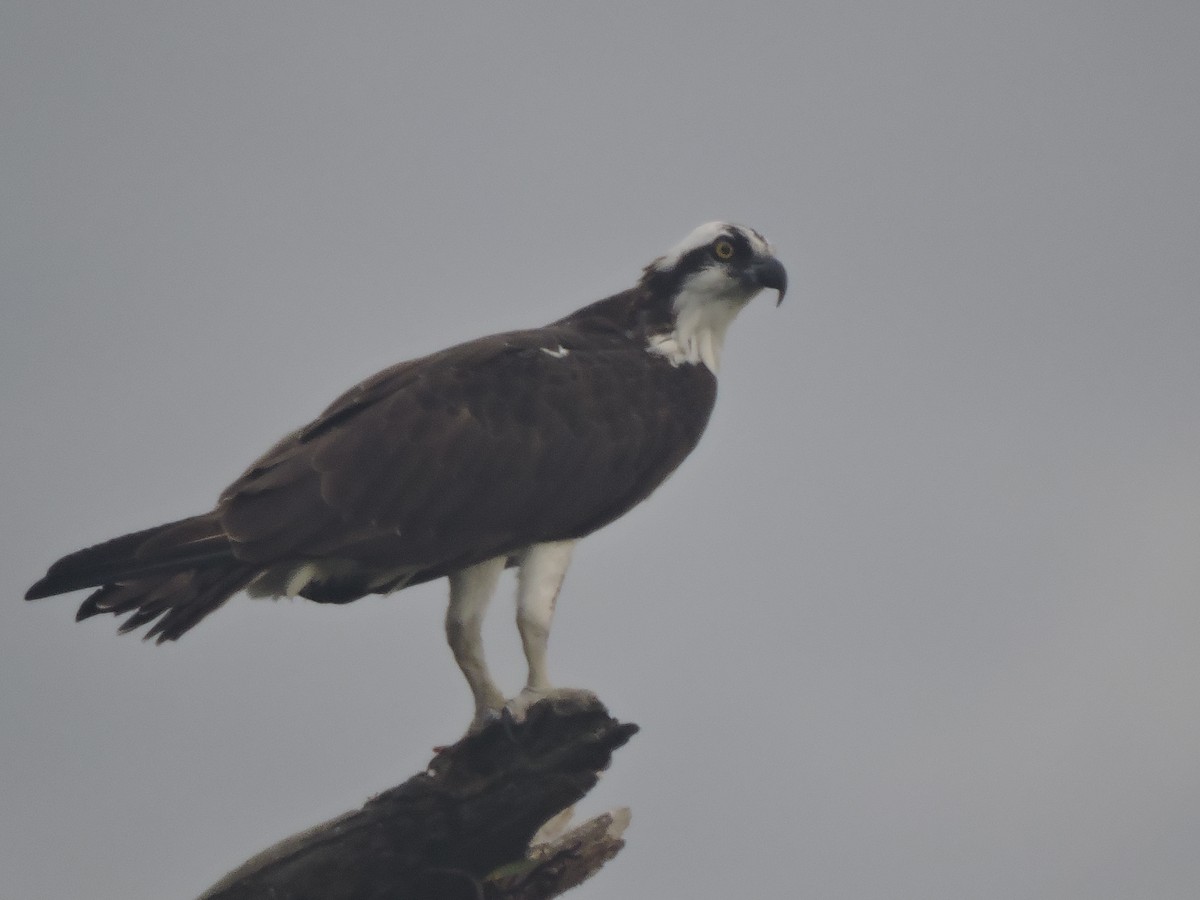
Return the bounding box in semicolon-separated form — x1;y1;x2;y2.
647;283;749;374
641;222;777;375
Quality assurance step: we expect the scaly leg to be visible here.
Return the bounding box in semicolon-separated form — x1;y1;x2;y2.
508;540;596;720
446;556;506;731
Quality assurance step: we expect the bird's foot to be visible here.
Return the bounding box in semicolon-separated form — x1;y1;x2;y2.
464;705;504;737
459;687;603;740
504;686;603;723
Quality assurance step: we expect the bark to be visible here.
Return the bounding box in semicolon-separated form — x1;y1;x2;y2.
197;694;637;900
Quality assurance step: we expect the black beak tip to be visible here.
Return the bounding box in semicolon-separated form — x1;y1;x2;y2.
753;257;788;306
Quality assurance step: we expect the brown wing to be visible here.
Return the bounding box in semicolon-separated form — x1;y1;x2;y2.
27;319;716;639
219;326;716;582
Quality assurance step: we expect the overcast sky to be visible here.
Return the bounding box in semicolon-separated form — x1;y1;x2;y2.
3;3;1198;898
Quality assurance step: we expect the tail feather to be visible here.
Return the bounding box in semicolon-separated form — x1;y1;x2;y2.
75;566;256;642
28;513;255;641
25;514;234;600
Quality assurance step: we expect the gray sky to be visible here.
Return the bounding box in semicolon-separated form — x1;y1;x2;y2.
3;3;1199;898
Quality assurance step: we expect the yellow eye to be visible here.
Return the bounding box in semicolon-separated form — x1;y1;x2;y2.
713;240;735;260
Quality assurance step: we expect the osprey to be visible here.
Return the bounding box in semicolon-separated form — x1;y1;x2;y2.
27;222;787;729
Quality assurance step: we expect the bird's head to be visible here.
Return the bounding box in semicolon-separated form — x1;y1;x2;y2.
640;222;787;372
642;221;788;308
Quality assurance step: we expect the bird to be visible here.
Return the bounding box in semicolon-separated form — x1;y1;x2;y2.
26;222;787;730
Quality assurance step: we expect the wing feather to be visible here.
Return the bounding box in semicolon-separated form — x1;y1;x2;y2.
217;327;716;577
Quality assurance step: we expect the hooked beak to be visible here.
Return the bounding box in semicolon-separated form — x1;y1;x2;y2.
749;256;788;306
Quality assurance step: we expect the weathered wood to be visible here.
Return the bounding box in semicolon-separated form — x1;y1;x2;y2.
485;807;631;899
197;695;637;900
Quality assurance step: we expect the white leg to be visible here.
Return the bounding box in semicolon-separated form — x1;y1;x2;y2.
446;556;506;730
507;540;579;718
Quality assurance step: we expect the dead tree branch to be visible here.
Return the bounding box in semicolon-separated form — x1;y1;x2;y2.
197;695;638;900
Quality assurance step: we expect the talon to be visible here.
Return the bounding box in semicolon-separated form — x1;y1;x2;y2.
504;686;547;723
509;686;602;722
465;705;504;736
499;706;521;744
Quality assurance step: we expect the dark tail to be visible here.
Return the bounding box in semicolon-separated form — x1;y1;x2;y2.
26;514;256;642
